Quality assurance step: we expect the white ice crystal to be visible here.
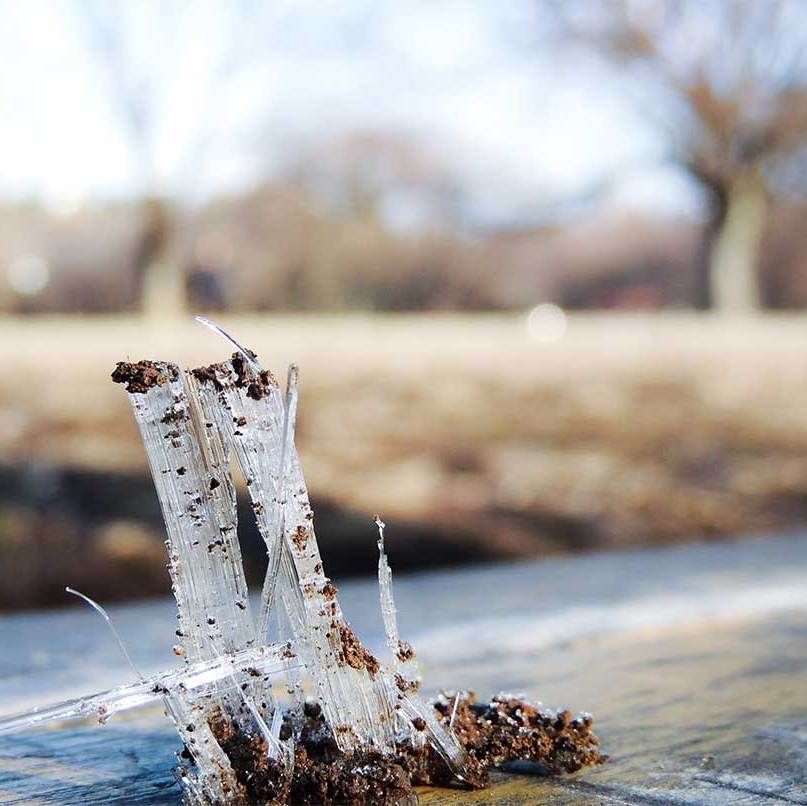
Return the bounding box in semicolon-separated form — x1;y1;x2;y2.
0;324;470;803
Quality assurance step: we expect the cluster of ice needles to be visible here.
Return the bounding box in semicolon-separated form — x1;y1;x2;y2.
0;319;471;803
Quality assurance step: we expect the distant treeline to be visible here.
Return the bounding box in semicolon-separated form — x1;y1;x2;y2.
2;183;807;314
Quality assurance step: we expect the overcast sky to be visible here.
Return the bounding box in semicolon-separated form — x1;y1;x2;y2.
0;0;703;225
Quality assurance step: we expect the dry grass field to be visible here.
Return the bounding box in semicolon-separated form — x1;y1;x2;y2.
3;312;807;607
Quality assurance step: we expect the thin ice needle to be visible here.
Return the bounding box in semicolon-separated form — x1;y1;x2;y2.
375;514;386;549
259;364;299;637
449;691;462;733
279;364;299;485
65;587;143;681
194;316;261;373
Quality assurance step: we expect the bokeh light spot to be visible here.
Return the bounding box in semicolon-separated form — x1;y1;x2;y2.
526;303;567;343
7;254;50;296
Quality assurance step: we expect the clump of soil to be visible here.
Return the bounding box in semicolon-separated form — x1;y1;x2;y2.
430;693;605;780
209;705;412;805
192;352;277;401
190;364;224;392
209;709;292;804
111;360;175;393
205;693;605;805
337;623;380;677
396;640;415;662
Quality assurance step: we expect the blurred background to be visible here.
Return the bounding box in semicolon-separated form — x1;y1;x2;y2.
2;0;807;609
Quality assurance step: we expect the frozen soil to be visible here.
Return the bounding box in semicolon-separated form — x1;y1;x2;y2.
207;694;605;805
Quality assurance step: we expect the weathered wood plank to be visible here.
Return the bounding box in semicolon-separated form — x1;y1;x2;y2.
1;533;806;803
0;720;179;804
419;610;807;804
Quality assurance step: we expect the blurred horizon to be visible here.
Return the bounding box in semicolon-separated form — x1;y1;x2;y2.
3;1;807;315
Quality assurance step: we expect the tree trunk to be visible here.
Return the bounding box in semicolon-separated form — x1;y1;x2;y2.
130;198;186;319
708;170;768;314
141;256;186;319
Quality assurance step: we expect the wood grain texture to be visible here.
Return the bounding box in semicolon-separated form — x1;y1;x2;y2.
1;533;806;804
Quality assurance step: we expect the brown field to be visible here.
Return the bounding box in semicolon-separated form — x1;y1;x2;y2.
2;312;807;607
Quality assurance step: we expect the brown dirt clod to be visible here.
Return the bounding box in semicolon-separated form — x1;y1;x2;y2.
111;360;174;394
338;624;380;677
396;640;415;662
193;352;277;401
292;526;309;552
205;693;605;805
190;364;224;391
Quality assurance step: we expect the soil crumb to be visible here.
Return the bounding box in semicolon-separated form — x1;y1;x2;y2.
338;623;380;677
192;352;277;400
205;693;605;805
429;693;605;782
111;360;175;394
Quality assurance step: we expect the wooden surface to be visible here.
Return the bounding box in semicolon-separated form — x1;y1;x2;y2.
1;533;806;804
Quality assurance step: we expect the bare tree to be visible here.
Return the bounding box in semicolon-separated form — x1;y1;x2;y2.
552;0;807;311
